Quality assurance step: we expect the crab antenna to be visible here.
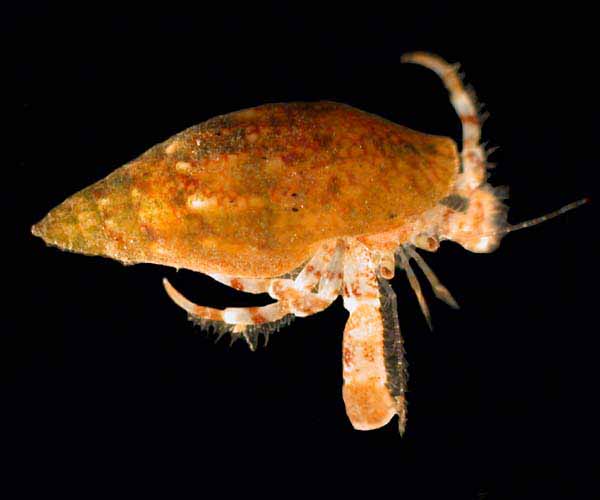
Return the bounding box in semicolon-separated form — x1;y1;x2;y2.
505;198;589;234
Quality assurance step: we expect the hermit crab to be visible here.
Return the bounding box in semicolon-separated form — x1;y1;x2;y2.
32;52;585;433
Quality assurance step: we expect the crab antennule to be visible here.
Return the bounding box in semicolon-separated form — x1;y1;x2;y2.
401;52;479;144
402;51;486;191
396;247;433;330
405;246;459;309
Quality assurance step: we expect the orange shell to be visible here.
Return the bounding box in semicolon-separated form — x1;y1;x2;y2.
33;101;459;277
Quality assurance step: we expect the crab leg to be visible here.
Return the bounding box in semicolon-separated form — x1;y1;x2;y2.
293;240;342;299
206;242;336;294
341;240;406;432
405;246;459;309
402;52;486;191
396;246;433;330
163;240;343;331
163;277;295;350
163;278;290;325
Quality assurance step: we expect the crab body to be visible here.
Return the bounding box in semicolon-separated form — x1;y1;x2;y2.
33;101;459;278
33;53;510;432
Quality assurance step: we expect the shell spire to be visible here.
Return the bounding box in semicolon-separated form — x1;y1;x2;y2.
31;168;143;263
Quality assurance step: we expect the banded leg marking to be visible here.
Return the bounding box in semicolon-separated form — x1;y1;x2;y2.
163;240;344;349
163;278;290;325
268;239;344;317
293;240;337;292
402;52;487;191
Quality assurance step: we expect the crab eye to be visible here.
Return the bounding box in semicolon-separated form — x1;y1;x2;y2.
440;194;469;212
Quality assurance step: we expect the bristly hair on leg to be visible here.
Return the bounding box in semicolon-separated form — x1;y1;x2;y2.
378;277;408;434
242;314;295;349
483;142;500;169
189;314;295;351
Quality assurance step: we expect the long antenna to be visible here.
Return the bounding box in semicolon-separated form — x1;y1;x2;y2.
504;198;589;234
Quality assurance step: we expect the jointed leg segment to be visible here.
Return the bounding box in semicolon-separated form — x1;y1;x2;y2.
163;240;344;348
405;246;458;309
341;240;407;432
395;245;459;329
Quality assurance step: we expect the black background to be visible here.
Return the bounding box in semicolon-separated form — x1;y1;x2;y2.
4;2;598;498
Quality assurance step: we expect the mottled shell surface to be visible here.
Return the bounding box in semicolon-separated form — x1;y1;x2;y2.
33;101;459;277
